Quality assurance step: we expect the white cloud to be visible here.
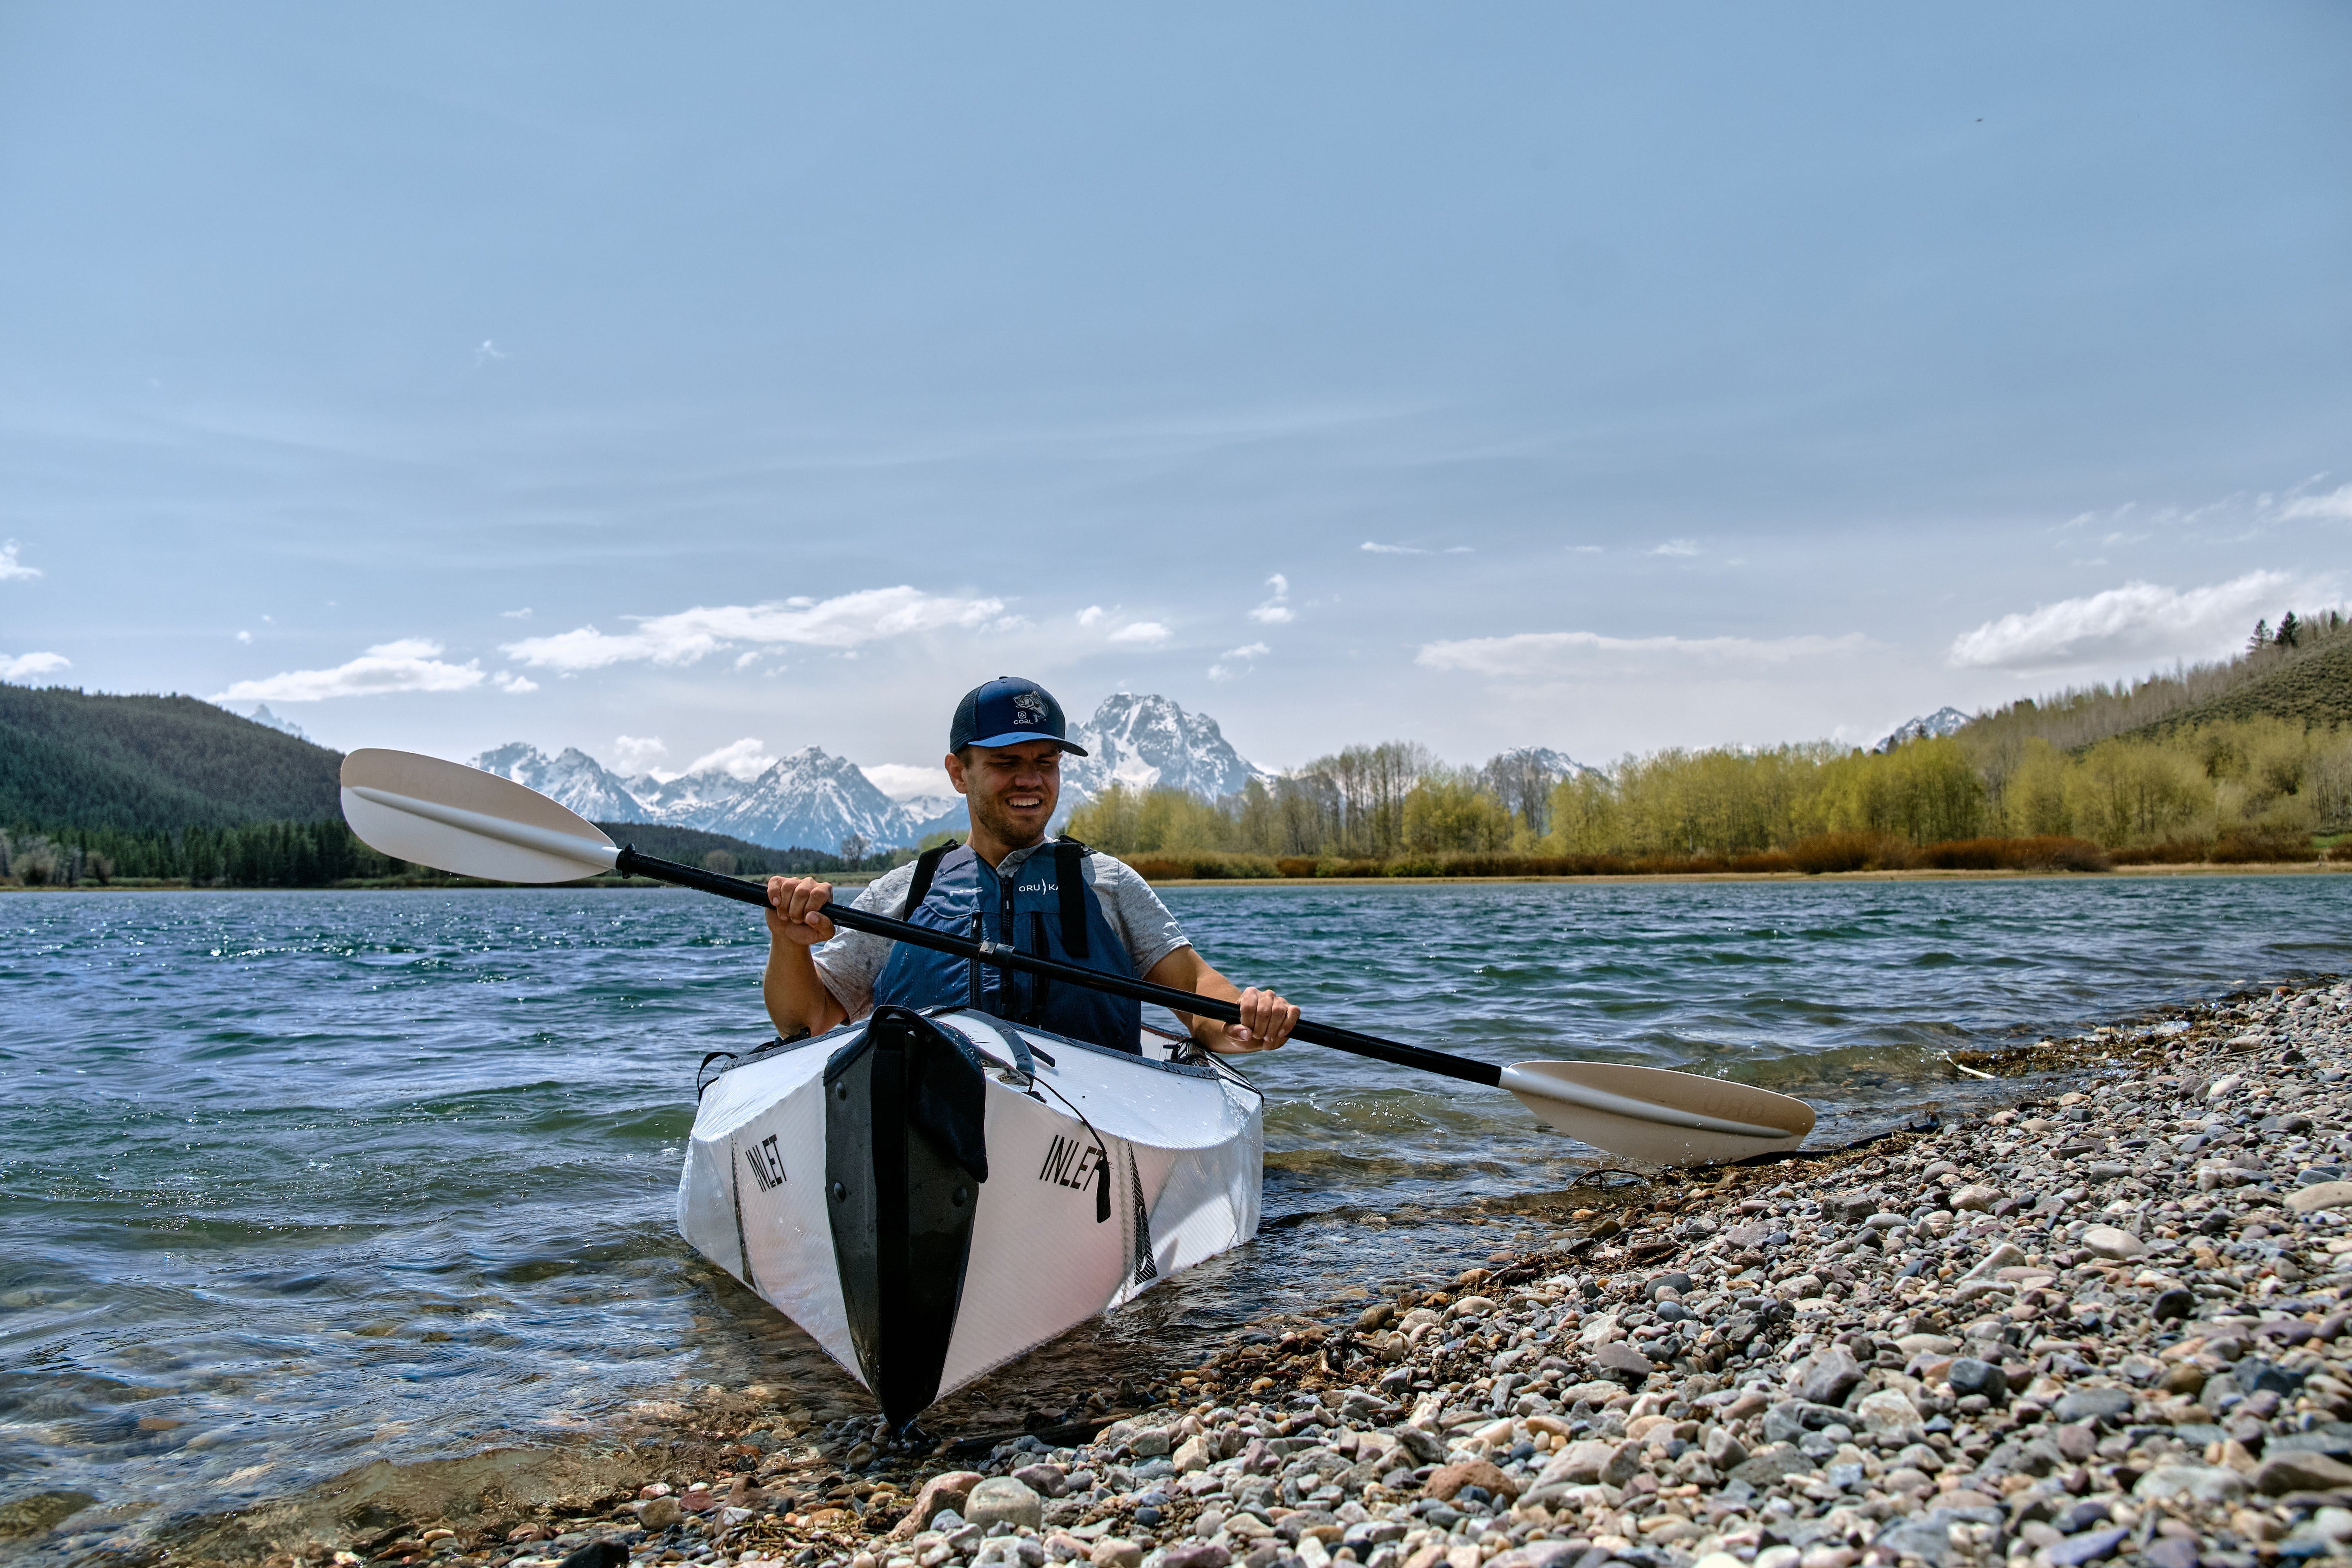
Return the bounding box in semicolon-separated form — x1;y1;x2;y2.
1650;539;1702;557
503;586;1006;671
1567;545;1603;555
1207;641;1272;683
686;737;777;780
1248;573;1294;625
863;762;953;801
1946;569;2330;671
1077;605;1107;627
612;735;669;773
494;671;538;694
236;630;252;644
1109;621;1173;646
733;651;761;670
212;639;487;702
501;607;533;620
1;650;69;679
1418;630;1867;677
1361;541;1472;556
2281;483;2352;522
475;339;508;365
0;541;40;581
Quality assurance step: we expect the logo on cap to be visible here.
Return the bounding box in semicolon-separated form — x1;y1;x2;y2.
1013;690;1045;724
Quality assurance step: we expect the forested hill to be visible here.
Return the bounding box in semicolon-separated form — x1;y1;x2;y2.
0;683;343;832
2117;635;2352;743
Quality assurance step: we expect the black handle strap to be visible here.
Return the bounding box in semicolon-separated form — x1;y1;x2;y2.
612;846;1503;1088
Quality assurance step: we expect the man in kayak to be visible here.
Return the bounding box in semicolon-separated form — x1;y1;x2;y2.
762;675;1300;1056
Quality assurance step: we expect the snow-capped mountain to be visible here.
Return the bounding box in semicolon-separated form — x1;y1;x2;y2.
696;747;936;855
1875;706;1971;753
240;704;312;742
472;743;656;823
627;769;748;819
1063;692;1270;803
1495;746;1595;780
468;691;1261;851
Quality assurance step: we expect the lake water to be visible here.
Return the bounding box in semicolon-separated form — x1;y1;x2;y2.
4;875;2348;1550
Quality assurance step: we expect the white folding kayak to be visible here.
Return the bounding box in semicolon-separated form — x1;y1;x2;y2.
679;1005;1263;1430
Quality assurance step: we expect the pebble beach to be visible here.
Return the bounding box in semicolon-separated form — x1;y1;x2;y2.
51;976;2352;1568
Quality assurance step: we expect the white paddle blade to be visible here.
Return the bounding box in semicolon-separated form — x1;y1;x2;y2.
339;748;620;884
1501;1060;1814;1167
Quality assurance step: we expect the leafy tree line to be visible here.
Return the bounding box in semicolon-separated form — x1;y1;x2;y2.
1068;716;2352;869
1958;608;2352;756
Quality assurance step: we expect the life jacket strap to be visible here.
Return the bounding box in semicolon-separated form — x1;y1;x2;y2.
902;839;958;918
1053;838;1090;960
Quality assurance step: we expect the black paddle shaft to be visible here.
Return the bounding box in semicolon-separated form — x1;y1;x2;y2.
612;846;1503;1088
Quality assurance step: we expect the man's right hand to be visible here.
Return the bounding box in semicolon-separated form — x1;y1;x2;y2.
765;877;837;947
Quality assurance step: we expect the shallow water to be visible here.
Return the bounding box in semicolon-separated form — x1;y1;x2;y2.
2;876;2346;1547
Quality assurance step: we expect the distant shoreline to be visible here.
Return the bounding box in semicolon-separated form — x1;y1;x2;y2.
3;862;2342;893
1142;860;2351;887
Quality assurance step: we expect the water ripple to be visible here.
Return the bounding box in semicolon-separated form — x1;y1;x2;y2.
0;876;2343;1543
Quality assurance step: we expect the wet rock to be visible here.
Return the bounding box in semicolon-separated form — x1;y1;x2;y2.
555;1544;628;1568
637;1497;683;1530
0;1492;97;1539
965;1477;1044;1531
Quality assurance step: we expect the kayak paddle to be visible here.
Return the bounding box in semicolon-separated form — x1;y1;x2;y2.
341;748;1815;1167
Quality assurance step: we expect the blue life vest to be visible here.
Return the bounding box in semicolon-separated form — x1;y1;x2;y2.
871;840;1144;1053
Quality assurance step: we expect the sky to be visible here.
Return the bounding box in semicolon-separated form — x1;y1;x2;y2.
2;4;2347;794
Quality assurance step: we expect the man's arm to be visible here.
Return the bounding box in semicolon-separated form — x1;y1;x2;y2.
763;876;851;1039
1142;945;1300;1055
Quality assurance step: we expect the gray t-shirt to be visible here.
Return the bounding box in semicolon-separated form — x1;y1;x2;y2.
810;844;1192;1022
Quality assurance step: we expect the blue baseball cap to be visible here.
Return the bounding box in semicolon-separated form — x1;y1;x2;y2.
950;676;1089;755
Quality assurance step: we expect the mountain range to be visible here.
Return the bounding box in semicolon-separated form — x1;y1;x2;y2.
468;691;1274;853
1875;706;1972;753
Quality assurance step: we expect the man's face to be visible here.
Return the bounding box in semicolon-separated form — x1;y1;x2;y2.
946;740;1063;847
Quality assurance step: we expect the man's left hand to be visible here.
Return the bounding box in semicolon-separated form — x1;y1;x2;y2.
1223;986;1300;1053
